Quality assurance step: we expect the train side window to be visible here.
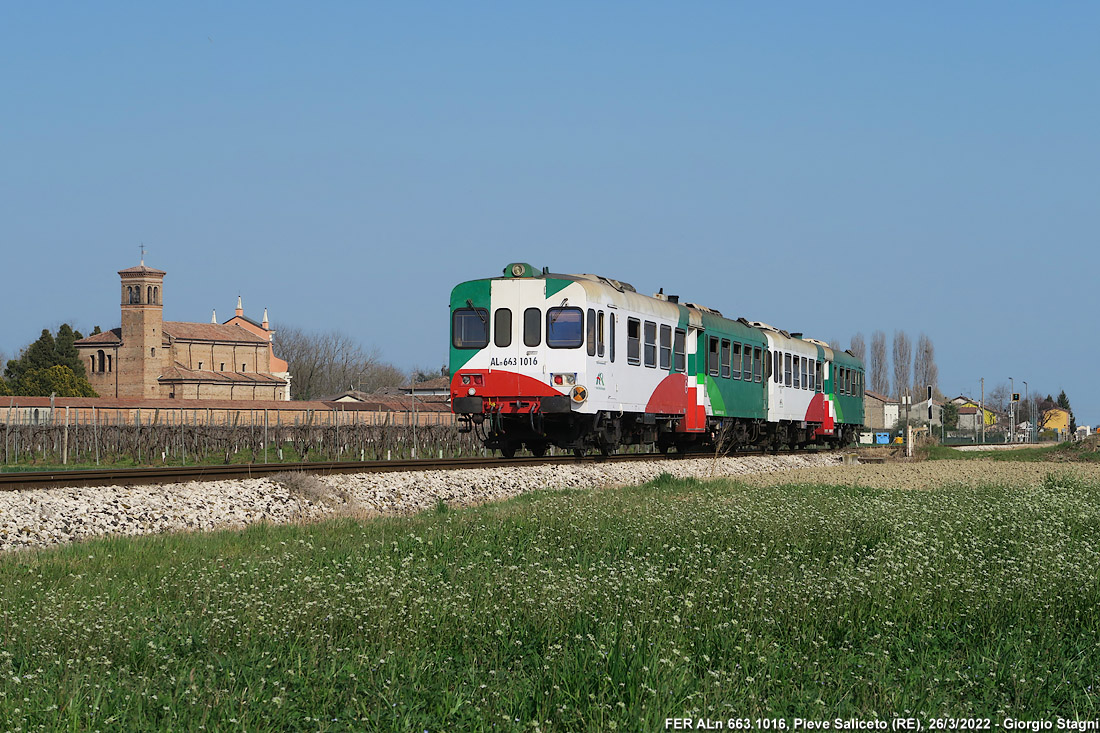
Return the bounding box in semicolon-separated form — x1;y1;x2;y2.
740;343;749;381
609;314;616;363
729;341;739;380
644;321;657;368
452;308;490;349
784;353;793;387
494;308;512;348
547;307;584;348
772;351;780;384
808;359;815;391
673;328;685;373
721;339;731;378
754;347;763;382
523;307;542;347
597;311;605;358
793;355;800;389
586;309;597;356
708;337;720;376
659;325;672;370
627;318;640;365
815;361;822;392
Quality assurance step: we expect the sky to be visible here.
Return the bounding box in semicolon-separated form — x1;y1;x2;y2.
2;3;1097;423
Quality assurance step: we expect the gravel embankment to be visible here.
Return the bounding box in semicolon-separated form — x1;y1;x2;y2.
0;453;837;552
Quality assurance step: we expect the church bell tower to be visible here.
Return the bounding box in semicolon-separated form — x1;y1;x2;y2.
117;259;166;398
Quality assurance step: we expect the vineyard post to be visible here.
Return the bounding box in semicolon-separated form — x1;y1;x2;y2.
5;397;11;464
62;406;69;465
264;408;269;464
93;406;99;465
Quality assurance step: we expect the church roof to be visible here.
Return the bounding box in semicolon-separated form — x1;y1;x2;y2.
162;322;267;343
74;328;122;345
118;265;167;276
159;365;287;384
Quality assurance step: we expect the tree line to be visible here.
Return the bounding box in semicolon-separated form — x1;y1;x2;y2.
1;325;98;397
845;330;1076;434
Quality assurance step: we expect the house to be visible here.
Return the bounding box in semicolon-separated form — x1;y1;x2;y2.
1041;407;1071;440
863;391;899;430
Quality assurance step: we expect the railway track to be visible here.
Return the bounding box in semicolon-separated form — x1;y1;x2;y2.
0;448;829;492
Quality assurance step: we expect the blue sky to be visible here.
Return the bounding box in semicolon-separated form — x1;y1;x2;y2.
2;3;1097;422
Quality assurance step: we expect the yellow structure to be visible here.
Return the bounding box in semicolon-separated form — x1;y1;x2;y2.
1042;407;1071;436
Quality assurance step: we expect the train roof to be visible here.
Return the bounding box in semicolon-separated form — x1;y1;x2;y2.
464;263;863;367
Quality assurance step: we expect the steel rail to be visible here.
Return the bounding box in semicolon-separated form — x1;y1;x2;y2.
0;448;825;492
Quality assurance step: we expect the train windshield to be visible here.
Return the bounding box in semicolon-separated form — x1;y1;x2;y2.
452;308;489;348
546;307;584;348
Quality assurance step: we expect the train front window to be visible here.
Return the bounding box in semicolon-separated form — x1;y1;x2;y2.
494;309;512;348
524;308;542;347
546;307;584;348
452;308;489;349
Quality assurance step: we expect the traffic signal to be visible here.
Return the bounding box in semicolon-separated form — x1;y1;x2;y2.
1012;393;1020;402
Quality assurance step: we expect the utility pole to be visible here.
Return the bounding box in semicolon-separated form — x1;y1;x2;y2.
980;378;985;444
1023;381;1029;443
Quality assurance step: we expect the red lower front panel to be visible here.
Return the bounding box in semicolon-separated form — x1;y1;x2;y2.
452;370;565;414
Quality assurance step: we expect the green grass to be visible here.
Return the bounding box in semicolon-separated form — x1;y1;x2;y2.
3;472;1100;730
926;441;1100;462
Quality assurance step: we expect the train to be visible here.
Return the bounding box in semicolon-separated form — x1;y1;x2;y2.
449;263;864;457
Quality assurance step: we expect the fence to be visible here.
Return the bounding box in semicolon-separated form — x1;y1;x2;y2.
1;404;481;467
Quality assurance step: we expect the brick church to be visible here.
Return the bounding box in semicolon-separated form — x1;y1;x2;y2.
75;262;292;401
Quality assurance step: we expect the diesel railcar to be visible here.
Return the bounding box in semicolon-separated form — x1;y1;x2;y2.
450;263;864;457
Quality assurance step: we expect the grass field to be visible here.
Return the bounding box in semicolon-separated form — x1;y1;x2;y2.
2;468;1100;730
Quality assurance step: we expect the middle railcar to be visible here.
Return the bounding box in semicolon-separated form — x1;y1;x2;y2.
450;263;864;456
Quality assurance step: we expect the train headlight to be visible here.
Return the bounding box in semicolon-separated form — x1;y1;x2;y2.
462;375;471;385
552;373;576;386
570;385;588;404
468;387;476;396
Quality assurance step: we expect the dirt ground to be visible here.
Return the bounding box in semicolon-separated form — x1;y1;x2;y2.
742;459;1100;490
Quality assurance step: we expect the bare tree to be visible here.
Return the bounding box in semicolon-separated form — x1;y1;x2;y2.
273;325;405;400
869;330;889;395
986;383;1009;415
892;330;912;401
912;333;939;395
849;333;866;363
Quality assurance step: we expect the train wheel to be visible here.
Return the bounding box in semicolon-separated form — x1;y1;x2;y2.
500;443;516;459
528;442;548;458
573;447;586;459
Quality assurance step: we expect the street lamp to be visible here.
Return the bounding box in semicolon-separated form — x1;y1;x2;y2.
1009;377;1014;444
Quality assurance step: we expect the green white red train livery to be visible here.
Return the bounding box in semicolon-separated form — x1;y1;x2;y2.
450;263;864;456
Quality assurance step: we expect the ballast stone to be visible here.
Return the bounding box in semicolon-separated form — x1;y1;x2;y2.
0;453;838;551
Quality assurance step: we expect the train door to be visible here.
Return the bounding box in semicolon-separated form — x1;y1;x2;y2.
489;279;542;396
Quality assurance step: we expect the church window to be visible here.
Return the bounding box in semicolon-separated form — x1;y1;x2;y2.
147;286;153;303
220;363;225;371
198;361;203;370
241;363;246;371
107;355;112;372
154;286;159;304
150;348;155;357
96;350;105;373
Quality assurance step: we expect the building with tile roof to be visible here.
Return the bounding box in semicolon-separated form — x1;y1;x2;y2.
74;261;291;401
